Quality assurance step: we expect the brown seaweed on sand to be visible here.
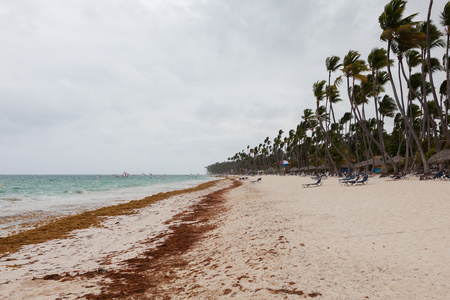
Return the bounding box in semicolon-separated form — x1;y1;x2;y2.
43;179;242;299
0;180;220;256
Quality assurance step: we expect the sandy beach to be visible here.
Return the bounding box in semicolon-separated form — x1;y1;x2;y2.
1;175;449;299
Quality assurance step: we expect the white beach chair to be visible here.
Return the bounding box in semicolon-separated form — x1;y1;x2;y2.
302;177;322;188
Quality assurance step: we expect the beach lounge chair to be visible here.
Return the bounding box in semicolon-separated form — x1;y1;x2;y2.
344;174;368;186
420;174;433;180
302;177;322;188
339;175;358;186
432;172;444;180
390;174;400;180
353;174;369;185
390;173;408;180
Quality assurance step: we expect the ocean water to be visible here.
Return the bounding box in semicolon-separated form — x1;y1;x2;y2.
0;174;214;236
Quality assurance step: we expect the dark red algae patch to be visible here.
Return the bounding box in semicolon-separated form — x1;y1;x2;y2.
48;179;242;299
268;288;322;298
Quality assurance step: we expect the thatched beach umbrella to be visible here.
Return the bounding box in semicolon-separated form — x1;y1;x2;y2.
371;157;383;165
354;162;363;168
340;163;353;169
365;157;383;166
288;167;299;172
355;157;382;168
359;161;369;168
428;148;450;164
266;167;276;173
391;155;405;164
316;164;329;170
300;166;315;171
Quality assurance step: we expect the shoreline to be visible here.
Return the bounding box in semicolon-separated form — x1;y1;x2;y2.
0;174;216;237
0;178;236;299
0;179;221;254
1;175;449;299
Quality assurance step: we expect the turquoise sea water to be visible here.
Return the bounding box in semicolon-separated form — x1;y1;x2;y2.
0;174;214;235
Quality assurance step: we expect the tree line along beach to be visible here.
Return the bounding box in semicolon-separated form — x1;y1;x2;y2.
207;0;450;178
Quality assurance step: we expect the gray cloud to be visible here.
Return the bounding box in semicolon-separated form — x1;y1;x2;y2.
0;0;446;174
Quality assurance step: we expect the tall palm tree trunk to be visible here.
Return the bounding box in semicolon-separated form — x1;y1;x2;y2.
419;50;441;151
373;73;389;173
347;76;397;174
315;101;345;173
446;33;450;133
427;0;450;147
387;40;431;173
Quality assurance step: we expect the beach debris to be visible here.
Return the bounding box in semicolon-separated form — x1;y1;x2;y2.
71;179;243;299
42;273;63;280
267;287;305;296
222;288;232;295
0;180;221;256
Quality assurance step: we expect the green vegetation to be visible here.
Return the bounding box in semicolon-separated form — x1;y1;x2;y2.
207;0;450;175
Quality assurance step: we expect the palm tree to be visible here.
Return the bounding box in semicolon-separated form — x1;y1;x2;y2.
343;50;368;166
426;1;450;147
441;2;450;132
368;48;393;173
342;50;368;116
301;109;316;168
440;79;449;134
404;49;422;104
403;49;425;165
286;129;296;167
342;49;399;173
313;80;341;173
417;20;445;150
263;137;271;170
352;82;372;164
379;0;431;173
379;95;398;122
326;56;343;125
339;111;353;166
273;129;284;171
295;123;305;168
390;19;426;156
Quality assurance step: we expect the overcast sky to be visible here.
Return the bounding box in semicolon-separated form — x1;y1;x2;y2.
0;0;447;174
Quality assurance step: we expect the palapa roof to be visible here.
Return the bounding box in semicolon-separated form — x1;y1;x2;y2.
356;157;383;167
391;155;405;164
299;166;316;171
428;148;450;164
288;167;299;172
316;164;329;170
340;163;353;169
